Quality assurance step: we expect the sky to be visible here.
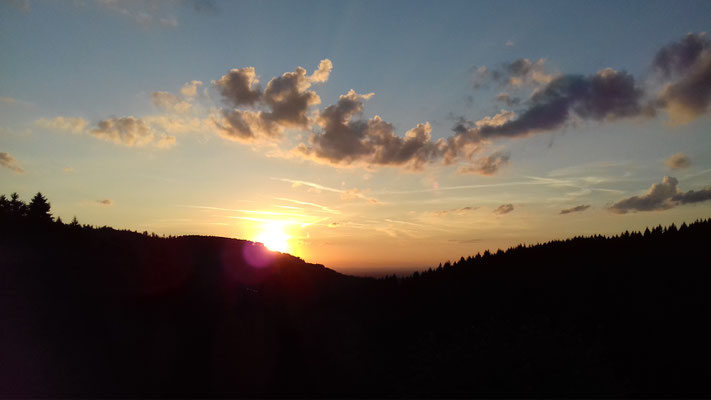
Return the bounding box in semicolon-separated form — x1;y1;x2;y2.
1;0;711;275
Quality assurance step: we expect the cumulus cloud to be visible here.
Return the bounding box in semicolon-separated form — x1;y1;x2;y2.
458;151;510;175
653;33;711;124
0;152;24;173
609;176;711;213
298;90;442;169
214;67;262;107
493;203;514;214
664;152;692;170
213;60;330;141
653;32;708;78
91;116;175;148
97;199;113;206
560;204;590;214
309;59;333;83
36;116;89;133
152;91;192;113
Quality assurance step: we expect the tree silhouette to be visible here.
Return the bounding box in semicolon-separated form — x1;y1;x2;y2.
9;192;27;218
28;192;52;223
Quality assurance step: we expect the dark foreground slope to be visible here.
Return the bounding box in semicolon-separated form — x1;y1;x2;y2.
1;219;710;397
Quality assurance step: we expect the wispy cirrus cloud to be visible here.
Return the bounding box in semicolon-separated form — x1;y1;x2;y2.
274;178;381;204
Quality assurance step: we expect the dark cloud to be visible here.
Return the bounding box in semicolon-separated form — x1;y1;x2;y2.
298;90;442;169
560;204;591;214
652;33;711;124
609;176;711;213
262;66;321;127
493;203;514;215
0;151;24;173
480;69;645;139
458;151;510;175
214;67;262;107
214;61;330;141
672;188;711;204
664;153;692;170
653;32;708;78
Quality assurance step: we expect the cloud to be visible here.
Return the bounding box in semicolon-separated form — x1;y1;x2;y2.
0;152;24;173
213;60;330;141
91;116;175;148
495;92;520;106
309;59;333;83
155;133;177;149
483;58;554;87
673;188;711;204
180;80;203;98
477;68;646;140
505;40;514;47
97;199;113;206
298;90;442;169
152;91;192;113
559;204;590;214
458;151;510;175
493;203;514;214
609;176;711;213
214;67;262;107
275;178;380;204
664;152;692;170
653;32;708;78
36;116;89;133
432;206;478;217
653;33;711;124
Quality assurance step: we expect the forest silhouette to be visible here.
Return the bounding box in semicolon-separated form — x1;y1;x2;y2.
1;192;710;397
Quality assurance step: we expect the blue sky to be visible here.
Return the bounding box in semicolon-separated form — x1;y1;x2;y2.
2;0;710;274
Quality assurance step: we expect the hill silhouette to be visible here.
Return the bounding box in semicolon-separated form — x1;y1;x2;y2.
1;192;710;397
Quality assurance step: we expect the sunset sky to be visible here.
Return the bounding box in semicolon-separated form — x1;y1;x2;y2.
2;0;710;274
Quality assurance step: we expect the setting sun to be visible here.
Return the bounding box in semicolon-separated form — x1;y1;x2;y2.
254;222;290;253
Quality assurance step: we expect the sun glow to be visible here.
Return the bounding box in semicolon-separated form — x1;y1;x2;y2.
254;222;290;253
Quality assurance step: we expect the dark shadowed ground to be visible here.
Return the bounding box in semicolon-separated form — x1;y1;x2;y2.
1;199;710;397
